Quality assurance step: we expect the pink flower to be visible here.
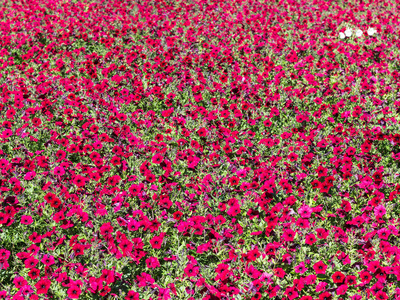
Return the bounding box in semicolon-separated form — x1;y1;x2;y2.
236;169;247;178
378;228;390;240
305;274;317;285
359;176;373;189
294;262;308;274
337;284;348;295
298;205;312;218
149;234;164;249
2;129;12;138
25;257;39;269
41;255;55;266
282;229;296;242
316;281;327;292
13;276;28;289
35;278;51;294
21;215;33;225
152;153;163;164
125;291;139;300
24;171;36;181
146;257;160;269
184;264;199;277
296;173;307;180
53;166;65;176
374;205;386;217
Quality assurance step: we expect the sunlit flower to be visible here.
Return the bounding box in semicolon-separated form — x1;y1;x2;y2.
367;27;376;36
345;28;352;37
355;29;363;37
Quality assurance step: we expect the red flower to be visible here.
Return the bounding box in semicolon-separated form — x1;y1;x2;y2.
318;292;332;300
305;234;317;245
28;268;40;280
375;267;387;281
227;205;241;217
152;153;163;164
146;173;156;183
72;175;87;187
252;279;263;291
184;263;199;277
229;176;239;186
28;232;42;243
73;244;86;256
265;244;276;256
344;275;356;285
0;213;8;225
313;261;327;274
375;291;388;300
145;256;160;268
372;171;383;182
119;239;133;255
172;211;183;220
284;286;298;300
110;156;121;166
252;292;262;300
316;165;328;177
100;222;114;236
224;145;232;154
125;291;139;300
24;257;38;269
149;234;164;249
359;271;372;283
320;182;330;193
332;271;345;283
67;285;82;299
325;176;335;186
197;128;207;137
274;268;286;278
107;175;121;186
35;278;51;294
283;229;296;242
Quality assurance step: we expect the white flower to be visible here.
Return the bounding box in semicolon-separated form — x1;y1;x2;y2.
339;32;345;39
367;27;376;36
345;28;352;37
355;29;363;37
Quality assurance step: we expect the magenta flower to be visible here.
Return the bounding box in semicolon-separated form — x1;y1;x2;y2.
41;255;55;266
298;205;312;218
24;171;36;181
53;166;65;176
374;205;386;217
294;262;308;274
20;215;33;225
146;257;160;269
184;264;199;277
67;285;82;299
35;278;51;294
152;153;164;164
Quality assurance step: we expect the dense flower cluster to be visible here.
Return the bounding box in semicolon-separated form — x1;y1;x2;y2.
0;0;400;299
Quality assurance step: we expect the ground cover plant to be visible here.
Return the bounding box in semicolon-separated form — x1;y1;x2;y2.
0;0;400;299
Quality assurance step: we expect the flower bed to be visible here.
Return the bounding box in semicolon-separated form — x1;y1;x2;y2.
0;0;400;299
